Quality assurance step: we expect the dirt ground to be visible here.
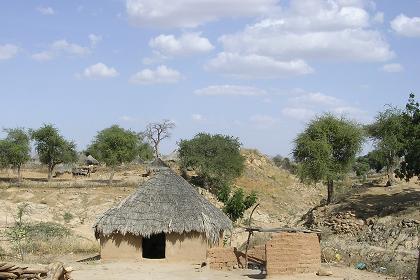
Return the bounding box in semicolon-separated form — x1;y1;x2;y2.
69;261;396;280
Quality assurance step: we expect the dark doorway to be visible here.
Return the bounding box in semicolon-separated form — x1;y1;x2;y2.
142;233;166;259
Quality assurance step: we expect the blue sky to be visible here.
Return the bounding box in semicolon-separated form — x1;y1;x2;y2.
1;0;419;156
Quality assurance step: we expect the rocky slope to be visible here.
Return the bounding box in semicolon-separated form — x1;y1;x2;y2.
302;182;420;279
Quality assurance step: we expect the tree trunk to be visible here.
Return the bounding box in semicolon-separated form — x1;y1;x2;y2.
17;165;22;183
417;246;420;280
48;165;53;181
386;165;394;187
327;180;334;204
154;144;159;159
109;167;115;185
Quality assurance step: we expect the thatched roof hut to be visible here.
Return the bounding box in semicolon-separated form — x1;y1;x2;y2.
94;165;232;262
86;155;99;165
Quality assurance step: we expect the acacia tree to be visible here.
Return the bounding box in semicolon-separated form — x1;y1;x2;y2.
293;114;364;204
144;120;175;158
87;125;145;184
396;93;420;181
31;124;77;181
0;128;31;182
178;133;245;190
367;107;405;186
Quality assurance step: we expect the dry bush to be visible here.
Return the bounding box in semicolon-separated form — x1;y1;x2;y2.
4;221;99;262
29;236;99;256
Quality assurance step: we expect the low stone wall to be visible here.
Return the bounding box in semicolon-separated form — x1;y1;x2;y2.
207;245;266;270
265;232;321;275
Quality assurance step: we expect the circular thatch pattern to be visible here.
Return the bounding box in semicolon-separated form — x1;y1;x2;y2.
94;167;232;244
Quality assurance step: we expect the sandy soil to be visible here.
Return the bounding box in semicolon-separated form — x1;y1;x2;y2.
70;261;395;280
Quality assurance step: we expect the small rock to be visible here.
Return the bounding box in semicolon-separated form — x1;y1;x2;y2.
316;267;333;276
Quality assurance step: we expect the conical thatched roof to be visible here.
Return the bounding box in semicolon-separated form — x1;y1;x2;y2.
94;167;232;244
86;155;99;165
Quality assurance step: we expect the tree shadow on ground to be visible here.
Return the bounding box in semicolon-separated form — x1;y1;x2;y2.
244;272;266;279
333;187;420;219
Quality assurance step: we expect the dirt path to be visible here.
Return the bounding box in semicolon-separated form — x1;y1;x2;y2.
70;261;395;280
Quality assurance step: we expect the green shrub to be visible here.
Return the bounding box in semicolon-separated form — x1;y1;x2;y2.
26;222;70;240
216;184;231;204
179;133;245;191
63;212;74;223
223;188;258;222
244;191;257;209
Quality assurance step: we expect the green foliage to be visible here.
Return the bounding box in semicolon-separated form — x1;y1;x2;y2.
178;133;245;190
272;155;298;174
396;93;420;180
293;114;364;203
367;107;405;183
5;203;30;261
352;156;370;178
0;140;9;168
63;212;74;223
244;191;257;209
137;140;154;162
0;128;30;168
364;150;385;173
26;222;70;241
294;114;364;182
223;188;257;222
216;184;231;204
0;128;30;181
87;125;144;167
31;124;77;180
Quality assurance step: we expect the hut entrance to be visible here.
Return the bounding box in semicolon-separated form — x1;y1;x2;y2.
142;233;166;259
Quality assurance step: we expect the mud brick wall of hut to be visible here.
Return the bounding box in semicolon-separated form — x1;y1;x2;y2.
265;232;321;275
207;232;321;275
207;245;266;270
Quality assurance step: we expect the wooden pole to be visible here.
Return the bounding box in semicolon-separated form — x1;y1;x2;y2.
244;203;260;269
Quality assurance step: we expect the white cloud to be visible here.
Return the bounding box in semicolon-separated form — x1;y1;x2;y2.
51;40;90;55
282;89;368;121
89;34;102;47
391;14;420;37
126;0;278;28
149;33;214;56
32;38;91;61
31;51;54;61
217;0;393;64
381;63;404;73
192;114;205;122
289;91;341;107
142;51;168;65
0;44;19;60
195;85;266;96
220;26;393;62
373;12;384;24
82;63;119;79
332;106;367;117
249;114;279;128
206;52;313;79
282;107;315;121
130;65;182;85
37;6;55;15
120;115;138;122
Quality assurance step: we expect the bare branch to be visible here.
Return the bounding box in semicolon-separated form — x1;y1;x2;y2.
144;120;176;158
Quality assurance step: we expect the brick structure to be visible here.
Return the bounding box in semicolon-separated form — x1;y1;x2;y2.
265;232;321;276
207;245;266;270
208;231;321;276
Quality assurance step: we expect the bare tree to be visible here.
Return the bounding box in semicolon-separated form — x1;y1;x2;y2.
144;120;175;158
